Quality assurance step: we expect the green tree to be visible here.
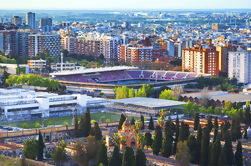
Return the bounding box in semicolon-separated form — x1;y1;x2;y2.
152;126;162;156
196;124;202;164
131;117;135;125
238;108;244;123
178;122;190;142
244;105;251;125
97;144;108;166
194;113;199;131
176;141;191;166
83;107;91;137
128;88;134;98
23;139;38;160
173;115;180;154
140;115;145;130
213;128;218;143
135;149;146;166
201;128;209;166
51;140;67;166
197;76;205;89
99;53;105;61
207;116;213;132
214;116;218;129
22;123;29;129
234;117;241;141
246;99;250;106
92;122;103;141
122;147;135;166
38;131;45;160
148;116;154;130
218;146;227;166
145;132;152;149
162;121;173;158
61;49;69;56
225;130;235;165
235;141;243;166
74;112;78;138
48;121;53;126
109;145;122;166
187;135;197;164
35;121;40;128
210;133;221;166
159;89;177;100
118;114;126;130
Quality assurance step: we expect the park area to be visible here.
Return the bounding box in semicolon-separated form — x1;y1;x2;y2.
1;113;127;128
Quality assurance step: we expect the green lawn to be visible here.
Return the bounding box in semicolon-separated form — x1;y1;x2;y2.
1;113;128;128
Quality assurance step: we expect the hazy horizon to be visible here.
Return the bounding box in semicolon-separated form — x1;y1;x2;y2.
1;0;251;10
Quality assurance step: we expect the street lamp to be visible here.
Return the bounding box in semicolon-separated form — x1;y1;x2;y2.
71;108;75;125
42;119;48;128
99;116;106;123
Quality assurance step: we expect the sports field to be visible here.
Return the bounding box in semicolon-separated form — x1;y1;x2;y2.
1;113;134;128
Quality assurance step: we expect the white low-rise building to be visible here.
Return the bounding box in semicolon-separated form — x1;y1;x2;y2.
0;88;106;120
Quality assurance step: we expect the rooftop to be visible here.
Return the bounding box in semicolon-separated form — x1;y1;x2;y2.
112;97;186;108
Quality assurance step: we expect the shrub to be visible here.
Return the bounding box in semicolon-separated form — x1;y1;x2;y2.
45;153;51;158
99;92;104;95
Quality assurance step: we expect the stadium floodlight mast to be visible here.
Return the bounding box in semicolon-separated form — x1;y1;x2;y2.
71;107;76;125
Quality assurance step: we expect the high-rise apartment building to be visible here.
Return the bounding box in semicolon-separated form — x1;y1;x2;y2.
123;21;130;28
26;12;35;30
182;46;219;76
40;18;52;27
0;31;18;55
61;36;75;55
28;33;61;57
12;16;22;25
118;44;153;66
228;47;251;84
17;32;36;57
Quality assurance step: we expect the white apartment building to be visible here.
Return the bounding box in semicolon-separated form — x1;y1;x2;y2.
0;89;106;120
28;33;61;57
228;47;251;84
27;59;46;71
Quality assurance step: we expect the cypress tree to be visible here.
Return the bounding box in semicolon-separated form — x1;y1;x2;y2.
238;108;244;123
97;144;108;166
118;114;126;130
235;141;243;166
178;122;190;142
131;117;135;125
234;117;241;141
207;116;213;132
140;115;145;130
244;105;251;125
122;147;135;166
93;122;102;141
162;121;173;158
83;107;91;137
196;124;202;164
225;130;235;166
218;146;227;166
210;133;221;166
152;126;162;156
38;131;45;160
231;118;236;141
145;132;152;149
78;116;84;137
187;135;197;164
214;116;218;129
194;113;199;131
173;115;179;154
74;112;78;138
135;149;146;166
244;126;248;139
201;128;209;166
213;128;218;143
148;116;154;130
109;145;122;166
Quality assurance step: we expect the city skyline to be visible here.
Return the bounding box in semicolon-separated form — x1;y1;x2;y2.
1;0;251;10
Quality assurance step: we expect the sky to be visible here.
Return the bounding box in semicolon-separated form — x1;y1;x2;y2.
1;0;251;10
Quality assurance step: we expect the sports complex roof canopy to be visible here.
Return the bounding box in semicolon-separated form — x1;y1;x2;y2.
49;66;139;76
106;97;186;114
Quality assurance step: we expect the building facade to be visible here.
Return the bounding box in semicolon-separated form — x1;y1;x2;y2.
28;33;61;57
40;17;52;27
0;31;18;55
26;12;35;30
61;36;75;55
182;46;219;76
228;47;251;84
27;59;46;70
12;16;22;25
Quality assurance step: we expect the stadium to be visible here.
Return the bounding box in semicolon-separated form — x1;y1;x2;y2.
49;66;211;89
